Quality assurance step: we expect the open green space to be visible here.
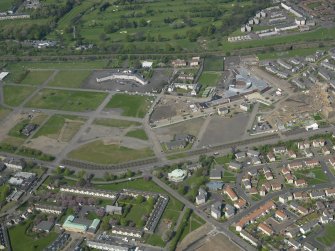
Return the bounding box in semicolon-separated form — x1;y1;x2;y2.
95;178;164;193
8;114;48;139
3;85;36;106
0;106;11;120
105;94;154;118
33;114;86;142
203;56;224;71
26;88;107;112
257;47;330;60
20;70;54;85
125;129;148;140
294;167;329;185
49;0;266;53
146;234;165;247
48;70;91;88
317;223;335;246
68;140;154;164
93;118;141;128
180;213;205;241
0;0;13;11
198;71;221;86
5;61;108;70
8;221;58;251
0;184;10;203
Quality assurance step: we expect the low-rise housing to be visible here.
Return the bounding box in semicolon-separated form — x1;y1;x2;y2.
275;210;288;221
295;179;307;187
224;186;238;201
196;188;207;205
229;161;242;171
211;202;222;219
258;223;273;236
267;152;276;162
240;230;258;247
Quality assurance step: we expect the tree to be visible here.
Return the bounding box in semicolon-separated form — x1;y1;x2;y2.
101;218;110;230
120;218;128;226
77;170;86;179
54;166;62;174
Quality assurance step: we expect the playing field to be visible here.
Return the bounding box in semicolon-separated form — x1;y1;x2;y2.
105;94;154;118
3;85;36;106
68;140;154;164
48;70;92;88
26;88;107;112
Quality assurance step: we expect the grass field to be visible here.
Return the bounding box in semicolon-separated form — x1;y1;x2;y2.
294;167;329;185
20;70;54;85
93;118;141;128
203;56;224;71
0;106;10;120
68;140;154;164
26;88;107;112
48;70;92;88
5;61;108;71
3;85;36;106
50;0;258;52
33;114;86;142
0;0;13;11
105;94;154;118
317;224;335;246
95;178;164;193
8;221;58;251
125;129;148;140
198;71;221;86
8;114;48;138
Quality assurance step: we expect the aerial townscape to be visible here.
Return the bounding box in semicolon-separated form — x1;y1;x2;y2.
1;0;335;251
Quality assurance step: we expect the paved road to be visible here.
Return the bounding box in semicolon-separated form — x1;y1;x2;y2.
150;175;256;251
53;91;114;167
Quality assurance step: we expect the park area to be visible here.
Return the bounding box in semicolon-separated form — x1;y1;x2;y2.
105;94;154;118
8;220;58;251
316;223;335;247
68;140;154;164
25;89;107;112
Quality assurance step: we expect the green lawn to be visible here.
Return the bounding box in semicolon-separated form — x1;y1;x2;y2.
0;0;13;11
0;106;11;120
6;60;108;70
146;233;165;247
8;221;58;251
95;178;164;193
26;88;107;112
21;70;54;85
203;56;224;71
8;119;31;138
198;71;221;86
125;129;148;140
93;118;141;128
0;184;10;203
294;167;329;185
105;94;154;118
68;140;154;164
48;70;91;88
317;224;335;246
33;114;86;141
3;85;36;106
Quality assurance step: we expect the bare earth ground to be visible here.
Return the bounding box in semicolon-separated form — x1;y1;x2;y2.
78;124;150;150
177;224;241;251
24;136;67;156
198;113;250;147
195;233;241;251
0;113;26;142
154;117;205;142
